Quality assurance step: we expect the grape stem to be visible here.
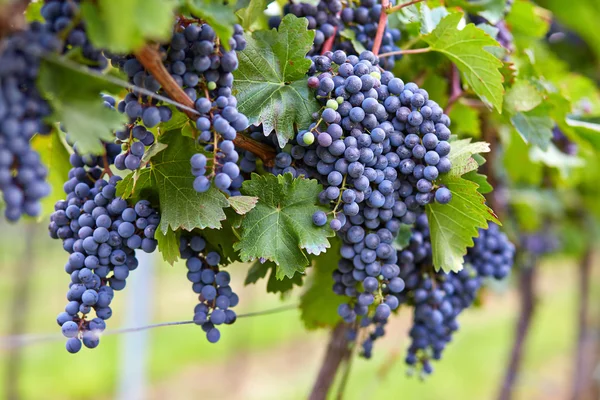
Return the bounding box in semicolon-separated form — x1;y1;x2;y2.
385;0;425;14
371;0;390;55
444;64;463;113
134;45;277;167
378;46;431;58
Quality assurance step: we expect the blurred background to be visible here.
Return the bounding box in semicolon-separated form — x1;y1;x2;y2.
0;222;598;400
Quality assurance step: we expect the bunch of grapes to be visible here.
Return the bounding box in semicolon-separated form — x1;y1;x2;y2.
108;22;249;195
0;21;63;221
393;214;515;376
179;234;239;343
48;147;160;353
275;0;402;69
41;0;108;68
273;49;453;355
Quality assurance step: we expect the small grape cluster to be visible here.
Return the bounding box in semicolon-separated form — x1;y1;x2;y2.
465;222;516;279
179;235;239;343
276;0;402;69
41;0;108;68
394;214;515;376
108;22;249;195
48;150;160;353
520;232;560;256
113;121;158;171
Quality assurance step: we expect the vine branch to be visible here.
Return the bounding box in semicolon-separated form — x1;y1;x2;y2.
385;0;425;14
135;45;276;167
372;0;390;55
309;323;351;400
497;261;537;400
445;64;463;114
378;47;431;58
0;0;30;38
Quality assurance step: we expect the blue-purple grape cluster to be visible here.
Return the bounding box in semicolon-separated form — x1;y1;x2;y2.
179;235;239;343
520;232;560;256
275;0;402;70
48;150;160;353
41;0;108;69
279;50;454;355
394;215;515;376
108;22;249;195
0;21;61;221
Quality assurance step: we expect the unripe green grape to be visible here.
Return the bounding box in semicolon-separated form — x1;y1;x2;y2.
336;96;344;104
207;81;217;90
326;99;338;110
303;131;315;145
370;71;381;80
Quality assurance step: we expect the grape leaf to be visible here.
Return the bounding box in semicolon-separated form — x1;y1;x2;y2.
81;0;175;53
504;79;543;114
236;0;269;31
529;143;585;178
116;130;230;234
155;226;180;265
38;58;127;155
300;238;344;330
31;129;71;217
235;173;334;279
448;102;481;138
186;0;238;49
393;224;413;250
25;1;43;22
565;115;600;152
233;14;319;148
245;260;304;295
419;4;450;34
422;13;504;112
446;0;506;25
339;29;367;54
228;196;258;215
426;175;499;272
510;103;554;150
506;0;550;40
447;138;491;177
462;171;493;194
202;214;242;265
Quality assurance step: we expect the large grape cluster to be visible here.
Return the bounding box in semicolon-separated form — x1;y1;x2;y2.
275;49;453;355
276;0;402;69
0;22;61;221
108;22;249;195
394;214;515;376
179;235;239;343
48;150;160;353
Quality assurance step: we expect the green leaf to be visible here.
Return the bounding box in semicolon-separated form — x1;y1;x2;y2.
565;115;600;152
300;238;343;329
447;138;491;177
160;108;189;132
233;14;319;147
529;143;585;178
38;58;127;155
506;0;549;40
156;227;180;265
426;175;499;272
339;29;367;54
25;1;44;22
81;0;175;53
187;0;238;48
462;170;493;194
504;80;543;114
245;260;304;295
31;129;71;217
236;0;268;31
116;130;230;233
202;215;242;265
235;173;334;279
510;104;554;150
448;102;481;138
228;196;258;214
419;4;450;34
422;13;504;112
502;128;543;186
446;0;507;24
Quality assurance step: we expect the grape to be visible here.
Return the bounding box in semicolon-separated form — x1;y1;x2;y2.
312;211;328;226
434;187;452;204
